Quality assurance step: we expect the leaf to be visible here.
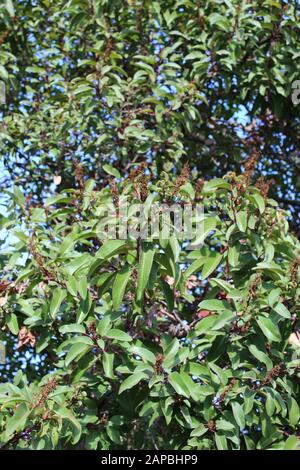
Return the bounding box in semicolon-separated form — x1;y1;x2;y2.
103;352;115;379
250;193;265;214
59;324;86;334
50;288;67;319
216;419;235;431
6;313;19;335
136;242;155;302
103;164;121;179
119;372;148;394
231;402;245;430
76;276;88;300
201;253;222;279
202;179;230;192
6;0;15;17
6;403;30;437
65;342;92;367
256;316;281;342
236;211;248;232
184;257;206;278
192;217;217;246
131;346;156;364
168;372;190;398
284;435;300;450
198;299;229;311
13;186;25;206
249;345;273;370
98;240;129;260
214;433;228;450
209;13;231;32
112;264;132;310
106;329;132;342
55;406;82;444
273;302;291;319
288;397;300;426
190;424;208;437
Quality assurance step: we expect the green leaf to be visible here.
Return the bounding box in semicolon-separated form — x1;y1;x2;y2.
6;313;19;335
6;0;15;17
54;406;82;444
136;242;155;302
76;276;88;300
184;257;206;278
65;342;92;367
273;302;291;319
288;397;300;426
249;345;273;370
103;164;121;179
103;352;115;379
284;435;300;450
214;433;228;450
190;424;208;437
198;299;229;311
112;264;132;310
256;316;281;342
13;186;25;206
202;179;230;192
168;372;190;398
50;288;67;320
201;253;222;279
236;211;248;232
6;403;30;437
209;13;231;32
98;240;129;260
250;193;265;214
192;217;217;246
131;346;156;364
231;402;245;430
119;372;148;394
106;329;132;342
216;419;235;431
59;324;86;334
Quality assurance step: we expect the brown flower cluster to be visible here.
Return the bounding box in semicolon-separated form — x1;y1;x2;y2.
129;162;149;202
17;327;36;350
32;377;57;409
172;163;190;196
219;378;237;404
255;176;273;198
236;150;260;194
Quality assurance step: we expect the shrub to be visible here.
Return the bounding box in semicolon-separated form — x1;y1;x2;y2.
0;170;299;450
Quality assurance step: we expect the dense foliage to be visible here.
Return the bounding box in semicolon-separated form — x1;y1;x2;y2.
0;170;299;450
0;0;299;231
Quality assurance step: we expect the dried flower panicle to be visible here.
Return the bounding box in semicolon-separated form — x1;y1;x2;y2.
172;162;190;196
110;178;119;207
236;150;260;194
74;161;85;186
219;378;237;404
32;377;57;409
206;420;216;433
255;176;274;198
195;178;205;196
17;326;36;350
129;162;149;202
261;364;285;387
290;256;300;285
248;273;262;300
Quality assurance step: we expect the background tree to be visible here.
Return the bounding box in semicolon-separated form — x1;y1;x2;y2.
0;0;299;231
0;0;299;451
0;171;299;450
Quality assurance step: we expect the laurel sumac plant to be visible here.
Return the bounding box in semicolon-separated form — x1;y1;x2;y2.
0;171;299;450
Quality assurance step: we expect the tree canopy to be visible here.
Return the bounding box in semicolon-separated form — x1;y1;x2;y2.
0;0;299;229
0;0;299;452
